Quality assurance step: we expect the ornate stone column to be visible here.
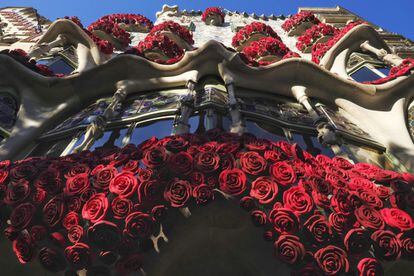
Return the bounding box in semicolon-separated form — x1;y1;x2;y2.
360;40;403;67
226;82;245;134
172;80;196;135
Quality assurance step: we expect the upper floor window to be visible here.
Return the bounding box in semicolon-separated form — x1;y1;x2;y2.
347;52;390;82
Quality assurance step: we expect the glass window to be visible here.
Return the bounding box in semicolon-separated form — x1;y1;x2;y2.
29;137;73;157
351;66;383;82
90;128;128;151
129;119;173;146
246;120;286;142
0;93;18;130
291;133;335;158
37;56;74;75
375;66;390;76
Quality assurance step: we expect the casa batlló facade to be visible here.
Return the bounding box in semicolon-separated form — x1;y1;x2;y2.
0;4;413;276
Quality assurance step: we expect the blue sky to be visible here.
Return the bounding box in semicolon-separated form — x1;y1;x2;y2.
2;0;413;39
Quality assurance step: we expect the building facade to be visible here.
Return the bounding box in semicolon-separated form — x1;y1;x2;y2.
0;5;413;276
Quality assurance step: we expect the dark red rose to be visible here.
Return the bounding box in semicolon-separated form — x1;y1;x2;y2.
309;176;332;195
68;225;84;243
269;207;299;234
357;258;383;276
0;170;9;185
65;163;90;178
193;184;214;205
4;226;19;241
164;179;192;207
50;232;66;248
67;196;82;212
240;151;267;175
344;228;371;255
251;210;267;226
331;188;354;215
355;206;385;230
30;225;47;242
88;220;120;250
99;251;118;265
43;196;65;227
356;188;383;209
219;168;246;196
115;253;143;274
263;230;274;242
163;135;189;152
245;138;269;152
12;233;34;264
398;229;414;260
312;191;331;209
82;193;108;223
109;172;138;198
371;229;401;261
274;234;305;264
348;177;375;191
381;208;413;231
168;152;193;175
32;188;46;205
332;156;353;170
328;212;353;235
137;168;154;182
239;196;256;211
142;146;167;168
250;176;278;204
10;203;35;230
194;151;220;173
93;165;117;190
35;168;63;195
314;245;349;275
190;171;204;186
64;173;89;196
270;161;296;186
5;179;31;205
375;185;391;200
122;160;140;174
151;205;167;221
325;173;347;189
65;243;91;270
216;142;240;155
111;196;133;219
283;186;313;215
304;214;332;244
137;179;162;204
220;154;236;170
124;211;154;239
38;247;67;272
62;211;79;230
10;164;38;181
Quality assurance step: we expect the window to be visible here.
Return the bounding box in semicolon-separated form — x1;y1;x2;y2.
129;119;174;146
347;52;390;83
90;128;129;151
37;56;74;75
245;120;286;142
350;65;385;82
29;136;73;157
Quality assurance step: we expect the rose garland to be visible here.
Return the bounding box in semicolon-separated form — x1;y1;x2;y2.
296;23;338;52
282;11;321;32
97;14;153;31
133;34;184;64
240;37;300;66
0;128;413;275
88;19;131;48
232;22;281;49
363;58;414;85
149;20;194;45
311;21;364;64
201;7;225;24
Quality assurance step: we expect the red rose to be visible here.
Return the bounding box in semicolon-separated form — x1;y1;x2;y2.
151;205;167;221
283;186;313;215
331;189;354;215
38;247;66;272
82;193;108;223
43;196;65;227
137;180;163;203
10;164;37;181
348;177;375;191
325;173;347;189
35;168;63;195
193;184;214;205
274;234;305;264
344;228;371;255
270;161;296;186
12;233;34;264
355;206;385;230
312;191;331;209
93;165;118;190
381;208;413;231
251;210;267;226
250;176;278;204
5;179;31;205
111;196;133;219
314;245;349;275
164;179;192;207
65;173;89;196
88;220;120;250
161;135;189;152
371;229;401;261
263;150;283;163
10;203;35;230
122;160;140;174
62;211;79;230
124;211;154;239
328;212;353;235
109;172;138;198
68;225;84;243
375;185;391;200
168;152;193;175
190;171;204;186
269;207;299;234
216;142;240;155
398;229;414;260
0;170;8;185
239;196;256;211
32;188;46;205
137;168;154;182
65;243;91;270
217;166;249;196
142;146;168;168
356;188;383;208
304;214;332;244
30;225;47;242
194;151;220;173
65;163;90;178
67;196;82;212
357;258;383;276
240;151;267;175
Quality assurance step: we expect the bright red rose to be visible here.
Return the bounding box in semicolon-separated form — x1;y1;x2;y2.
283;186;313;215
193;184;214;205
164;179;192;207
371;230;401;261
240;151;267;175
269;207;300;234
68;225;84;243
10;203;35;230
219;168;247;196
168;152;193;175
82;193;108;223
88;220;120;250
304;214;332;244
381;208;413;231
62;211;79;230
142;146;168;168
12;233;34;264
270;161;296;186
65;243;91;270
331;188;354;215
312;191;331;209
398;229;414;260
93;165;118;190
124;211;154;239
251;210;267;226
194;151;220;173
111;196;133;219
109;172;138;198
250;176;278;204
344;228;371;255
314;245;349;275
0;170;8;185
274;234;305;264
65;173;89;196
357;258;383;276
355;206;385;230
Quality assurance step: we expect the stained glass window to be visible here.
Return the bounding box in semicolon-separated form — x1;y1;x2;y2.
0;92;18;131
408;102;414;141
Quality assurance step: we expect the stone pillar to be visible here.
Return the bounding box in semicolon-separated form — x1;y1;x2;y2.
360;40;403;67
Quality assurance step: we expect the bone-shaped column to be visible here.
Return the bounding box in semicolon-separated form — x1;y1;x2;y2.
28;34;67;58
226;82;245;134
360;40;403;67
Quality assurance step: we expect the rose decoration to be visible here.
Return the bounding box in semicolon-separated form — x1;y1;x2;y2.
202;7;225;26
232;22;281;50
282;11;321;32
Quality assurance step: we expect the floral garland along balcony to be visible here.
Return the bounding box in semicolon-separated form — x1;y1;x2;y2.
311;21;364;64
1;129;413;275
88;18;131;49
149;20;194;50
241;37;300;66
133;34;184;65
232;22;281;51
282;11;321;36
97;13;153;32
296;23;338;53
201;7;225;26
364;58;414;85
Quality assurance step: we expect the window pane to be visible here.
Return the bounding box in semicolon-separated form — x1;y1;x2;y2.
246;121;286;142
130;120;173;146
48;58;74;75
89;128;128;151
375;67;390;76
30;137;73;157
351;66;383;82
